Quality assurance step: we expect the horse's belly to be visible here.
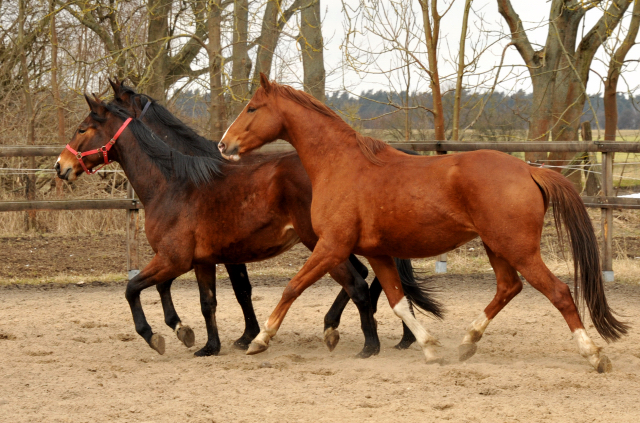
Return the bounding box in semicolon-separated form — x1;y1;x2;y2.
356;225;478;259
196;226;301;264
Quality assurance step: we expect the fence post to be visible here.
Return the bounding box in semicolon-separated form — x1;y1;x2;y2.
435;147;447;273
601;151;614;282
126;181;140;280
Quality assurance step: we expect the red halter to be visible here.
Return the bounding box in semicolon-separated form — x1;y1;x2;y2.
65;117;132;175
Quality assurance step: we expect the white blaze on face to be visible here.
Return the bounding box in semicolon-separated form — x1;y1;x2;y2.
393;296;440;362
221;107;245;141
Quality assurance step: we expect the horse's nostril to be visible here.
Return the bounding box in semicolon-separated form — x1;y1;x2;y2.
218;141;226;153
54;162;60;173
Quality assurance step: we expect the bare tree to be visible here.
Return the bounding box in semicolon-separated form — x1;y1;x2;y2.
298;0;325;101
604;0;640;141
498;0;632;166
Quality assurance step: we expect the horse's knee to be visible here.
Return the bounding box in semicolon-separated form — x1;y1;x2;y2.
125;284;138;303
200;297;217;316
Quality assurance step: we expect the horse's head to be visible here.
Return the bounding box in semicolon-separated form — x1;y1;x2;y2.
218;73;285;161
56;95;123;181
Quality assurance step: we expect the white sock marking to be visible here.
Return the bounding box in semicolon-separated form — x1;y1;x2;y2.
461;311;491;345
393;297;440;362
573;328;602;368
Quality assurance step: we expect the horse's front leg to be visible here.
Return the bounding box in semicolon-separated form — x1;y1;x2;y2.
194;264;221;357
224;264;260;350
247;240;351;355
125;254;187;355
323;255;370;352
156;278;196;348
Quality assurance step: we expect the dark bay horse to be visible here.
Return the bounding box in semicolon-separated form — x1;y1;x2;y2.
107;80;435;351
218;73;628;372
56;95;442;358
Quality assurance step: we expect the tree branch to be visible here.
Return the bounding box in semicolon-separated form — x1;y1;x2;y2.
497;0;536;66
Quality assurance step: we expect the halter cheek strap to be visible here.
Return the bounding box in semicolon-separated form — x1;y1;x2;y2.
65;117;132;175
138;99;152;119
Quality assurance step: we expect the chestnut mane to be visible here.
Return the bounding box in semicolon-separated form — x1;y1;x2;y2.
264;82;388;165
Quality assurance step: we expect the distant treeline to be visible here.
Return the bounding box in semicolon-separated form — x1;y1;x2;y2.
172;89;640;141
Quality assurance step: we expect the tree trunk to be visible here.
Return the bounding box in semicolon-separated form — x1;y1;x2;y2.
18;0;36;230
252;0;280;91
299;0;325;102
419;0;445;141
451;0;472;141
145;0;172;101
604;0;640;142
498;0;631;167
50;0;64;197
230;0;251;115
208;0;226;140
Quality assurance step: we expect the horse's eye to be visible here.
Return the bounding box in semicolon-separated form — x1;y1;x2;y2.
78;129;86;134
247;107;257;113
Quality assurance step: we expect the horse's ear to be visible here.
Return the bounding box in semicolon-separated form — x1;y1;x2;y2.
85;93;106;117
108;78;122;99
259;72;272;94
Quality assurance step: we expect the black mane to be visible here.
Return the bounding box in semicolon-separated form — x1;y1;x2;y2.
116;85;222;158
102;101;224;185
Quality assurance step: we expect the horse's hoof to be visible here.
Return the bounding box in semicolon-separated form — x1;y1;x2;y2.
596;355;612;373
246;340;269;355
458;343;477;362
176;326;195;348
394;336;416;350
233;336;252;350
149;334;165;355
355;344;380;359
426;356;445;365
324;328;340;352
194;345;220;357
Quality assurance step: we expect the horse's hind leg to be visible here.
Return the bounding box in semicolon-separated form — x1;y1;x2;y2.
369;275;416;349
367;255;441;363
225;264;260;350
459;244;522;361
194;264;221;357
515;255;611;373
156;278;195;348
125;255;186;355
327;261;380;358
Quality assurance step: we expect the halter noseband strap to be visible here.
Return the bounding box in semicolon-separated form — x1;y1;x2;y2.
65;117;133;175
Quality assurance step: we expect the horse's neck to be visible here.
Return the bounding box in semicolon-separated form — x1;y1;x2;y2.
141;108;220;158
115;134;167;205
282;106;365;180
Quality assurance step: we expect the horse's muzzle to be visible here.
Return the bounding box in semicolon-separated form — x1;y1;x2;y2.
55;162;72;180
218;141;240;161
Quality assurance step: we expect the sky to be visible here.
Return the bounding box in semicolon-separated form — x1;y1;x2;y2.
314;0;640;97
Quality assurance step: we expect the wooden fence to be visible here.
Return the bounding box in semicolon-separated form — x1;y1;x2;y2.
2;140;640;281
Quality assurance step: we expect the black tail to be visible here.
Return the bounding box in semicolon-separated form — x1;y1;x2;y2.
394;258;444;319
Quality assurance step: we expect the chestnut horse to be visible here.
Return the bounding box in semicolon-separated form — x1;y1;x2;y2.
107;80;436;351
56;95;442;358
218;73;628;372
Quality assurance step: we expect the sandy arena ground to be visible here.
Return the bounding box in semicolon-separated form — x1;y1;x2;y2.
1;268;639;423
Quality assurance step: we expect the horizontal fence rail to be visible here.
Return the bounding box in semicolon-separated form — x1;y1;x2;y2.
0;199;143;212
4;141;640;157
2;141;639;281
